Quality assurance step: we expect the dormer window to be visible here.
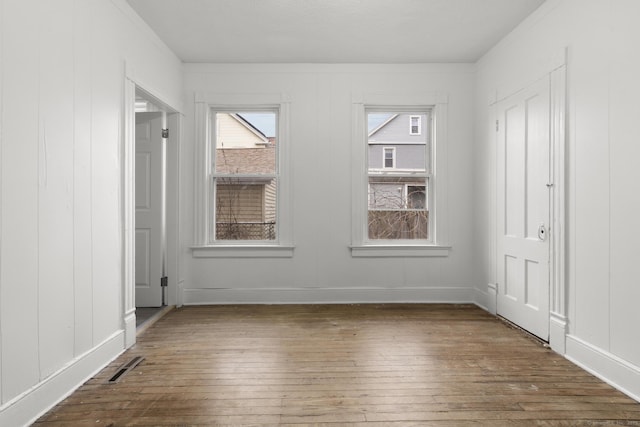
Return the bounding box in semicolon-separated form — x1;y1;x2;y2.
409;115;421;135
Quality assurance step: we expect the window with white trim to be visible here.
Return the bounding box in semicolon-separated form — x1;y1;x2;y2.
192;93;292;257
368;111;430;241
383;147;396;169
212;111;277;241
350;93;450;257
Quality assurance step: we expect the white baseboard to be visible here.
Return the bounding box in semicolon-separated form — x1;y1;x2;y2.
177;280;185;307
124;310;137;349
183;286;475;305
566;334;640;403
0;331;125;427
549;312;567;354
486;283;497;315
473;285;497;314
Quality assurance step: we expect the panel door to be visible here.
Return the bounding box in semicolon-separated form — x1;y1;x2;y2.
496;77;551;340
135;112;163;307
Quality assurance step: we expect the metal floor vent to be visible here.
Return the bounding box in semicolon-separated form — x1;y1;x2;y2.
108;356;144;383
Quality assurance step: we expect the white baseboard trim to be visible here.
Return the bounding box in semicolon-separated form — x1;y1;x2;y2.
472;288;489;312
183;286;475;305
486;283;497;315
124;309;136;349
473;285;497;315
0;330;125;427
566;334;640;403
549;312;567;354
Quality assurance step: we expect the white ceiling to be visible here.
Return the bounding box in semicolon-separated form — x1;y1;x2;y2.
127;0;545;63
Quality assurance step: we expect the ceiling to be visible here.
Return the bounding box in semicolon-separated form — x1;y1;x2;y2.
127;0;545;63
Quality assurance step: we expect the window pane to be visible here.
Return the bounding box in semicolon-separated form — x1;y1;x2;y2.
368;210;428;240
212;111;278;241
215;179;277;240
366;110;429;241
368;177;428;239
215;112;276;174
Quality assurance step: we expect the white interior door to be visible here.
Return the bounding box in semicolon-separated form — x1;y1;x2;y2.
135;112;164;307
496;77;551;340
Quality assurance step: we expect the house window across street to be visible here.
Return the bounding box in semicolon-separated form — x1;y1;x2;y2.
383;147;395;169
409;115;421;135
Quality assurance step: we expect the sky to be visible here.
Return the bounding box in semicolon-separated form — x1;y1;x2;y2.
240;112;394;137
239;112;276;137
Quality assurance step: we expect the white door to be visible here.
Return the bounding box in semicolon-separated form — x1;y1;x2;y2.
496;77;551;340
135;112;164;307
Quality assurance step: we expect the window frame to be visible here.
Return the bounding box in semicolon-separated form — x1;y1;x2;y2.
192;93;293;258
350;93;450;257
211;110;278;243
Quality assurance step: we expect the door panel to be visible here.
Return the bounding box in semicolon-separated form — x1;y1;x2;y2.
497;78;551;340
135;112;163;307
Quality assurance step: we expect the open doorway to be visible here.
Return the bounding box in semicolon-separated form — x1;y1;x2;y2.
134;95;165;310
123;80;180;346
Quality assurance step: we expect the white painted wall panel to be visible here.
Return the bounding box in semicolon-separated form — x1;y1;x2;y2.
1;0;42;403
183;64;476;302
571;49;610;348
37;0;76;380
608;0;640;368
475;0;640;400
0;0;4;405
90;3;123;344
0;0;183;423
72;0;95;357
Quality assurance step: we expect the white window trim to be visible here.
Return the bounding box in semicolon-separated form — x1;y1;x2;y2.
351;92;450;257
409;115;422;135
383;147;396;169
192;92;293;258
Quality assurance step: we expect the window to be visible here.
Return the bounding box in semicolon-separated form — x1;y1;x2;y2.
409;115;421;135
192;93;293;257
213;112;277;241
367;112;429;241
383;147;395;169
350;92;450;257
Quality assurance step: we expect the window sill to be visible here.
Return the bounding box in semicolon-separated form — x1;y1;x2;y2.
191;245;295;258
350;244;451;258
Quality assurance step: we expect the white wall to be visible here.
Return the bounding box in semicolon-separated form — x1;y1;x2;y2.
0;0;182;425
182;64;479;304
475;0;640;400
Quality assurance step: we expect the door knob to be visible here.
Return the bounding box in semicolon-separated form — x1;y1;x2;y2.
538;224;547;241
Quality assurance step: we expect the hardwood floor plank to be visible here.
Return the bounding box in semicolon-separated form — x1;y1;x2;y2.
34;304;640;426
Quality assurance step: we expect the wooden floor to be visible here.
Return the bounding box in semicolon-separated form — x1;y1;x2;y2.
35;304;640;426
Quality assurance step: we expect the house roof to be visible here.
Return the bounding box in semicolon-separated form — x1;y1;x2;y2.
368;114;398;138
215;146;276;175
234;113;269;142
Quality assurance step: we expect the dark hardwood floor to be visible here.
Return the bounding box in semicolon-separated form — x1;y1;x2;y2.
35;304;640;426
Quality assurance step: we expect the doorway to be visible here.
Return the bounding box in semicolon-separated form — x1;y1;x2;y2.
134;99;165;308
495;76;553;341
123;79;180;346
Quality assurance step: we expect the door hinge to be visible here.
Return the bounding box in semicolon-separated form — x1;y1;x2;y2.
161;276;168;288
496;120;499;132
162;128;169;138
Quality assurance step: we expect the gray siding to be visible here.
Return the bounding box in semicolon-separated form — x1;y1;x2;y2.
368;144;427;170
369;113;429;144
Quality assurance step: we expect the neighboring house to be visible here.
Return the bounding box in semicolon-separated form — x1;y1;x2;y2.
367;113;429;239
215;113;276;240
